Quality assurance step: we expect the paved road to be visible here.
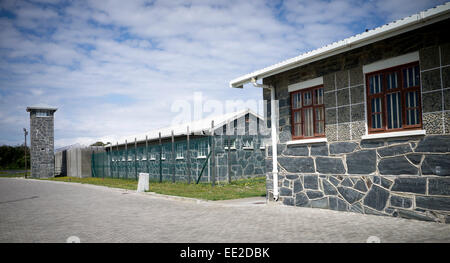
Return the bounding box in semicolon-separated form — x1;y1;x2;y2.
1;178;449;243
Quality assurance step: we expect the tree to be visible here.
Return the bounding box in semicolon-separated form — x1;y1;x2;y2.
90;141;106;146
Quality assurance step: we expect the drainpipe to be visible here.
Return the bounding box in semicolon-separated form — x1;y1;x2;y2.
251;78;279;201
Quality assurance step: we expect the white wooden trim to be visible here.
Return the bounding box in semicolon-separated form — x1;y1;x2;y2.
361;130;426;140
288;77;324;92
363;52;419;74
286;138;328;145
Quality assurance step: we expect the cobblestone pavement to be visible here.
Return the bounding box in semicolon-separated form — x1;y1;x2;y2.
1;178;449;243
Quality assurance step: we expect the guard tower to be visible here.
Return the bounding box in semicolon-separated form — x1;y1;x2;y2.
26;106;58;178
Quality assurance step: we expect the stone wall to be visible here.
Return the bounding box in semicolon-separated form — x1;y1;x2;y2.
29;111;55;178
262;19;450;223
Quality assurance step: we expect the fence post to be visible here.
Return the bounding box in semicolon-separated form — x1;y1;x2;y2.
211;120;215;187
134;138;137;180
171;130;175;183
125;140;128;179
146;135;149;175
227;132;231;184
159;132;162;183
109;144;113;178
187;126;191;184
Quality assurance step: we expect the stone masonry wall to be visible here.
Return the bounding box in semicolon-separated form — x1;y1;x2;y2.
262;19;450;223
30;111;55;178
267;135;450;223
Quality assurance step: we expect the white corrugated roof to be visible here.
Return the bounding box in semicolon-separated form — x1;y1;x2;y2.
111;108;262;146
230;2;450;88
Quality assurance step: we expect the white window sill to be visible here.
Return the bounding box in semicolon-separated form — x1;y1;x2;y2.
259;146;266;150
224;147;236;150
176;157;184;160
243;147;254;150
361;130;426;140
286;138;327;145
197;156;207;159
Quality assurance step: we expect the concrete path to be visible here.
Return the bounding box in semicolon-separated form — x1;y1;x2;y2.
1;178;449;243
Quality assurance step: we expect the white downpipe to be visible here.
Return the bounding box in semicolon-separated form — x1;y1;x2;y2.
251;78;279;201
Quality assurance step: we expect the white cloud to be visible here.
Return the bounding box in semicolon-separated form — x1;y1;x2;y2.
0;0;443;147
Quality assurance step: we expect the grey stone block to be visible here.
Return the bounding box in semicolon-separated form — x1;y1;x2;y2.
390;195;412;208
377;144;412;157
416;196;450;211
421;69;441;92
360;140;385;148
363;185;390;211
422;91;442;112
325;108;337;124
406;154;422;165
316;157;346;174
349;67;363;86
338;106;350;123
329;142;357;154
419;45;440;70
310;144;328;156
322;179;338;195
354;179;368;192
329;176;340;186
283;197;294;206
304;175;318;190
293;179;303;193
421;154;450;176
337;88;350;106
283;145;309;156
415;136;450;153
391;178;426;194
380;177;393;189
351;104;364;121
346;150;377;174
396;209;435;222
336;70;349;89
428;177;450;196
378;156;418;175
337;186;364;204
295;192;309;207
278;157;315;173
350;85;364;103
280;187;292;197
306;190;324;199
350;202;364;214
311;197;329;209
341;177;353;187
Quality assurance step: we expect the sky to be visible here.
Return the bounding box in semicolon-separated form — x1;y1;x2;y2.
0;0;446;148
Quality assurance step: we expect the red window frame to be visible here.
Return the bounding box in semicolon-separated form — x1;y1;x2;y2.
290;85;325;140
366;61;422;134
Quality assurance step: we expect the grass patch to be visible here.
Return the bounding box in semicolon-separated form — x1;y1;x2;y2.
43;176;266;201
0;170;27;177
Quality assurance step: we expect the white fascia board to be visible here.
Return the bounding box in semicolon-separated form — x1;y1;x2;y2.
229;3;450;88
288;77;323;92
363;52;419;73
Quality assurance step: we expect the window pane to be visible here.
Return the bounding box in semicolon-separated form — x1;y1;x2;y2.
371;98;382;113
315;121;324;135
370;75;382;94
292;93;302;109
387;92;402;129
304;108;314;137
294;111;301;124
294;124;302;137
406;91;420;125
315;107;324;121
403;66;420;88
304;91;312;106
314;88;323;104
371;113;382;129
387;72;398;90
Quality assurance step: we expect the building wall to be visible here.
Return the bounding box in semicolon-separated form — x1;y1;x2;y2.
263;19;450;223
29;111;55;178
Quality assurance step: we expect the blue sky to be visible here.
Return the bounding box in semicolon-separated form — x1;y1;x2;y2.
0;0;446;148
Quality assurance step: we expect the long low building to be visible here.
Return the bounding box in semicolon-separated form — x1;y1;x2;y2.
92;108;270;183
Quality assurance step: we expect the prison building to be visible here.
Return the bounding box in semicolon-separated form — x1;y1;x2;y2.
230;4;450;223
92;108;269;183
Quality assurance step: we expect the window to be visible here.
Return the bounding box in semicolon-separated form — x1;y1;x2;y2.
366;62;422;133
176;144;185;159
161;147;166;160
225;138;236;149
242;138;253;149
149;151;156;160
35;111;49;117
290;85;325;139
197;141;207;158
